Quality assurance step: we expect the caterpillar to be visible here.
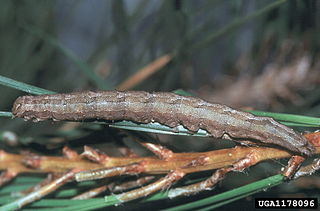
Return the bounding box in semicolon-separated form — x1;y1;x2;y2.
12;91;315;156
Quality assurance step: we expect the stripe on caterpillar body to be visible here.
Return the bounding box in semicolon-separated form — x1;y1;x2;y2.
12;91;315;156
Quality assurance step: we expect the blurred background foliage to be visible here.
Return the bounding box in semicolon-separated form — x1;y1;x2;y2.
0;0;319;210
1;0;319;136
1;0;319;111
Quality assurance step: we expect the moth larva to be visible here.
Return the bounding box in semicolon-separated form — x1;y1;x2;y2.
12;91;315;156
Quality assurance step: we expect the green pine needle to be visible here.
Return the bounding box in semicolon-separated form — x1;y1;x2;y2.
0;75;55;95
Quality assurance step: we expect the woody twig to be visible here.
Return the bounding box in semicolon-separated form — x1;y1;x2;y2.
0;132;319;210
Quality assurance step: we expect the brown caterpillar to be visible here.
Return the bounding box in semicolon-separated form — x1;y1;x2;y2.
12;91;315;156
